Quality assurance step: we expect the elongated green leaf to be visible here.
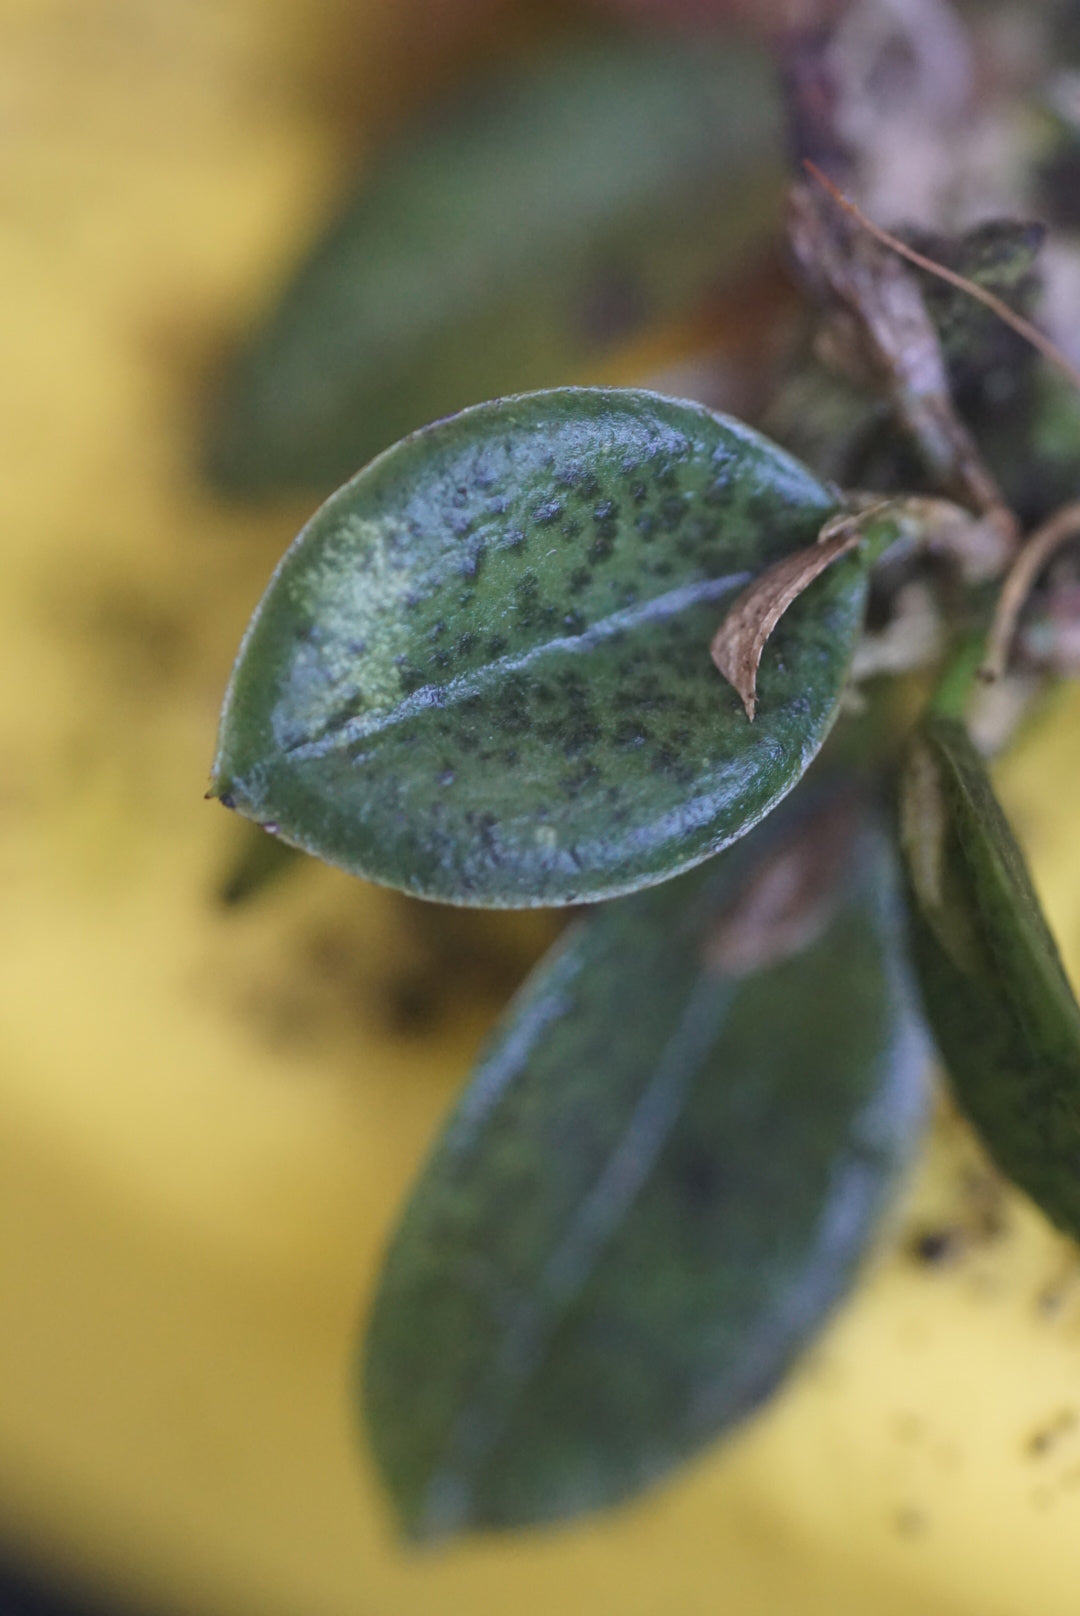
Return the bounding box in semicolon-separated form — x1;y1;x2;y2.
362;790;928;1537
899;715;1080;1238
204;35;783;495
210;389;865;906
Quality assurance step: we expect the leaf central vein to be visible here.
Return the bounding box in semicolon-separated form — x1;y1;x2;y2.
417;974;733;1536
281;571;751;760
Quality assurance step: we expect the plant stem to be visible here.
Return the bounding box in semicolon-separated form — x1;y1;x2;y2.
929;632;986;724
982;502;1080;681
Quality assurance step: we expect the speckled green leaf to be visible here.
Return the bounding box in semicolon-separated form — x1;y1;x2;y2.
203;35;783;495
210;388;865;907
899;715;1080;1238
362;790;928;1537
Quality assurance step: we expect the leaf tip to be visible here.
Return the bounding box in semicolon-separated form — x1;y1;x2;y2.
709;630;758;723
205;778;239;811
392;1508;443;1550
387;1475;478;1549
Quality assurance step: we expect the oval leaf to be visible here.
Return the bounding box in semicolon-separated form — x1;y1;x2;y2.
210;389;864;906
204;36;783;495
362;789;928;1537
899;715;1080;1239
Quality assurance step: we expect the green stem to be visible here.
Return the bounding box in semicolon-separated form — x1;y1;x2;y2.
928;632;986;724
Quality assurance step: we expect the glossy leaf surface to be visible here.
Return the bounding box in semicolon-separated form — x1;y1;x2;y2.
899;716;1080;1238
204;35;783;495
362;790;928;1536
211;389;863;907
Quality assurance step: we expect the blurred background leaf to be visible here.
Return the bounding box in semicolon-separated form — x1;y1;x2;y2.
203;30;785;496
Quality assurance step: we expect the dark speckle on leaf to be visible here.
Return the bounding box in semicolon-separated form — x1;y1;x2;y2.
660;494;686;530
459;544;486;580
676;1143;724;1207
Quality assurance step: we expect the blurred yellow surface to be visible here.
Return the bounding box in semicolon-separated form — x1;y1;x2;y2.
5;3;1080;1614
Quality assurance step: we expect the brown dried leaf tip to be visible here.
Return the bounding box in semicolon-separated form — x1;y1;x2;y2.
710;518;862;720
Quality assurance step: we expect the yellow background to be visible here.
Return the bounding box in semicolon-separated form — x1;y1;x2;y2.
4;3;1080;1612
